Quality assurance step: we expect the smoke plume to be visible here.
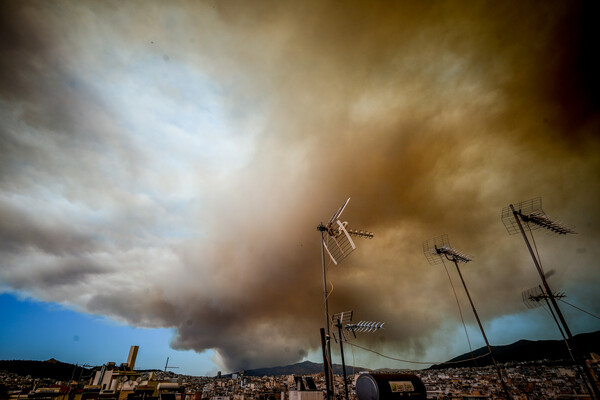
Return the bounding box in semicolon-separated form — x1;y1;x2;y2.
1;0;599;372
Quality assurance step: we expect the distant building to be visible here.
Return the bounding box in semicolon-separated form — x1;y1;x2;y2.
90;345;139;392
84;346;182;400
287;376;322;400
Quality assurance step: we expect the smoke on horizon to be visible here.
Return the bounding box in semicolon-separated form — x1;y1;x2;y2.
1;0;599;372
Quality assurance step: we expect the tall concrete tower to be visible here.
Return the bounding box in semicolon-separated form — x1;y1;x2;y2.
127;345;139;370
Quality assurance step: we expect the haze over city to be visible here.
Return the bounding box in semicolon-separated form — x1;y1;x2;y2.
1;0;599;377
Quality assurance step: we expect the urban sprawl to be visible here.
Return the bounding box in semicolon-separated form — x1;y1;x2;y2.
1;346;600;400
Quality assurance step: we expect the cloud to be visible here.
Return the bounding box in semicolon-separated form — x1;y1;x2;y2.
1;0;599;372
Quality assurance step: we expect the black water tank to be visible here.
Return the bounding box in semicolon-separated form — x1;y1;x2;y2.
355;373;426;400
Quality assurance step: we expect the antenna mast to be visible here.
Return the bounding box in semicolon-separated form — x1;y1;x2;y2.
331;310;384;400
423;234;512;399
164;357;179;373
317;198;373;400
503;198;599;400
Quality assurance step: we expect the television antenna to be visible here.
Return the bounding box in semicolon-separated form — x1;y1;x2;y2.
345;320;385;336
331;311;384;400
78;364;92;381
522;285;574;361
522;285;565;309
69;363;92;388
423;234;511;400
319;198;374;266
502;197;575;236
164;357;179;373
503;198;599;400
317;198;373;400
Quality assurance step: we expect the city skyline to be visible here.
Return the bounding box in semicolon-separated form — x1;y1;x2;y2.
1;1;599;377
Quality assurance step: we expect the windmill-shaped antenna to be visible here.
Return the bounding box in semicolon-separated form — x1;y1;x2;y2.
317;198;374;400
504;198;599;400
331;311;384;400
320;198;373;265
423;234;511;400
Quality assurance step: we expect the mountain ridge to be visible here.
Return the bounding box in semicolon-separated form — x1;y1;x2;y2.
238;360;367;377
428;330;600;369
2;331;598;378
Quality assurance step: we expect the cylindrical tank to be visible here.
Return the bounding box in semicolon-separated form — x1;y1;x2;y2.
355;373;426;400
157;382;180;391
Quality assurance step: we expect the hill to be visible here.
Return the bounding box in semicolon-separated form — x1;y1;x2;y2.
0;359;92;381
241;360;367;377
429;330;600;369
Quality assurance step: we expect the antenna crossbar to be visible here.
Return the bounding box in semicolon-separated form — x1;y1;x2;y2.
346;228;374;239
522;211;576;235
435;245;472;263
522;286;566;309
422;235;472;264
346;321;385;334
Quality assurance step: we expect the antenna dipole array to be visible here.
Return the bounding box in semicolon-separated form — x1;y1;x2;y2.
501;197;576;235
332;316;385;342
523;211;576;235
435;246;472;264
346;321;385;334
423;235;472;265
346;228;374;239
522;286;565;309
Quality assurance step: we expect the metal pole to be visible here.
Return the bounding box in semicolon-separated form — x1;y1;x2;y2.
510;205;600;399
539;285;575;363
319;225;334;400
336;320;349;400
320;328;332;400
452;259;512;399
68;363;77;399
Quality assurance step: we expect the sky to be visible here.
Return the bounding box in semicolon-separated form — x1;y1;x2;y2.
1;0;599;377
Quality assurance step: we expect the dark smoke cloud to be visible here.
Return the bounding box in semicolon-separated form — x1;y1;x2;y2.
1;0;599;372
